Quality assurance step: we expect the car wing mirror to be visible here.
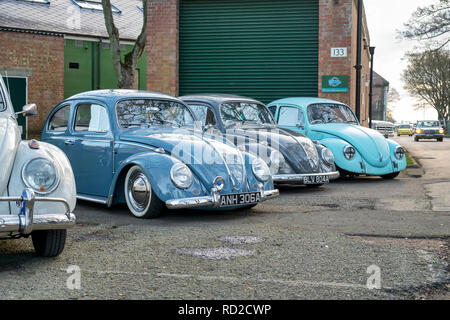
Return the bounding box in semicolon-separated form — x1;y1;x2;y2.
16;104;37;117
296;123;304;129
202;123;214;134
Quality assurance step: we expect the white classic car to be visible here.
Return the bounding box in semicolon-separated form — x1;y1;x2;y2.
0;75;76;257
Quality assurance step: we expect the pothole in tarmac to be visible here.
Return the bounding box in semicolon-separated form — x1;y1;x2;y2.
217;235;264;245
176;247;256;260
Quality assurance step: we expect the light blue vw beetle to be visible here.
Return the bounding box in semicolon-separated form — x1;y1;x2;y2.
267;98;406;179
41;90;278;219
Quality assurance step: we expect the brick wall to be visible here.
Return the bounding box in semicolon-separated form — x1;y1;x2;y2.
318;0;371;126
146;0;179;96
0;31;64;136
318;0;353;106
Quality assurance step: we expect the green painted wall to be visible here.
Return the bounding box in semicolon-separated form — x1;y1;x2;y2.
64;39;147;99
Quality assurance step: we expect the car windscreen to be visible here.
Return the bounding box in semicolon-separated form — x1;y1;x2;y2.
116;99;194;129
307;103;358;124
220;102;275;126
417;121;440;128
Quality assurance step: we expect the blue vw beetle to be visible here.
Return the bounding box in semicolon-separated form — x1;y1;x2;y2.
41;90;279;218
267;98;407;179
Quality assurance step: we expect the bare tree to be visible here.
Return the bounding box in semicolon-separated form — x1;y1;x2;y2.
387;88;400;106
101;0;147;89
400;0;450;49
402;49;450;121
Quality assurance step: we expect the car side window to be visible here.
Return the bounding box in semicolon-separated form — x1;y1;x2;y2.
48;105;71;132
278;106;304;127
268;106;277;117
74;103;110;133
188;105;216;126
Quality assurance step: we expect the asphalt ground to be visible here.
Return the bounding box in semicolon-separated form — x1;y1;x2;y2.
0;136;448;300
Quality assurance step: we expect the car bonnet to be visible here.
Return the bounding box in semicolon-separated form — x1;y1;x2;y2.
119;127;247;192
226;125;321;173
311;123;391;168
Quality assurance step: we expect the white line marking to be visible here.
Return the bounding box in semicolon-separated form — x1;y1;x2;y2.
61;269;390;290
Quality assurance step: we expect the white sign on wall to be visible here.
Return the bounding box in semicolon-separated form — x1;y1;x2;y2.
331;47;348;58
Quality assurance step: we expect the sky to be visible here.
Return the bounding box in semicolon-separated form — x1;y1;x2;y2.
364;0;439;123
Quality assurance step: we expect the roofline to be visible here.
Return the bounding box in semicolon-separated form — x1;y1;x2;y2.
0;25;137;41
0;26;64;37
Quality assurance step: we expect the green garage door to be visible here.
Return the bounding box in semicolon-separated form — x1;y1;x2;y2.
179;0;319;103
4;77;27;139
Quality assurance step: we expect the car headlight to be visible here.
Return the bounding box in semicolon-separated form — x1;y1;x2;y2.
395;146;405;160
321;148;335;166
170;163;193;189
343;145;356;160
22;158;59;194
252;158;271;182
416;129;422;134
269;150;285;174
439;128;444;134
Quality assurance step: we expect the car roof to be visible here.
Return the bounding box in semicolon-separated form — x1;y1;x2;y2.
179;94;265;106
65;89;180;105
268;97;348;108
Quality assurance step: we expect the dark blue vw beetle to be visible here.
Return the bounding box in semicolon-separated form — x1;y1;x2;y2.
41;90;279;218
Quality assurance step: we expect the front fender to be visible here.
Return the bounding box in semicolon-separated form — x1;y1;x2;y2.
318;138;364;173
8;141;77;215
110;152;207;203
240;151;275;191
386;139;407;171
314;143;336;172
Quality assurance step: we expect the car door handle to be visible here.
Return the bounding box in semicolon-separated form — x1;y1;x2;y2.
64;140;75;145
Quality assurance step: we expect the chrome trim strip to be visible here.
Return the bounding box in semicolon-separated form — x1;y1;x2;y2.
114;141;157;151
272;171;340;183
77;194;108;204
165;187;279;210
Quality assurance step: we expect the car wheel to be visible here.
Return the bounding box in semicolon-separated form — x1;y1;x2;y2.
124;165;164;219
32;230;67;257
414;137;419;142
381;172;400;180
437;138;443;142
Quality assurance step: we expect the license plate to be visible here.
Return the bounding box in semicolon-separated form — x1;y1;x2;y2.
303;175;330;185
219;192;261;207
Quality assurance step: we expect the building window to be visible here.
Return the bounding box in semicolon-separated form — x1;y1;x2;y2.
72;0;121;14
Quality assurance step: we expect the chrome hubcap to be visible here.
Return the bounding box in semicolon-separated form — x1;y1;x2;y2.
128;171;150;212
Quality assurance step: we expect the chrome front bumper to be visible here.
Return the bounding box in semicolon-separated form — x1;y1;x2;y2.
272;171;340;184
166;185;279;210
0;189;76;235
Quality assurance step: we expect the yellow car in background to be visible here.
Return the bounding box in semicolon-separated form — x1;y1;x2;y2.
397;124;414;136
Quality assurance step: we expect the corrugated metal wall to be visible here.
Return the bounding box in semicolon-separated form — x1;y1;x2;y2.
179;0;319;103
